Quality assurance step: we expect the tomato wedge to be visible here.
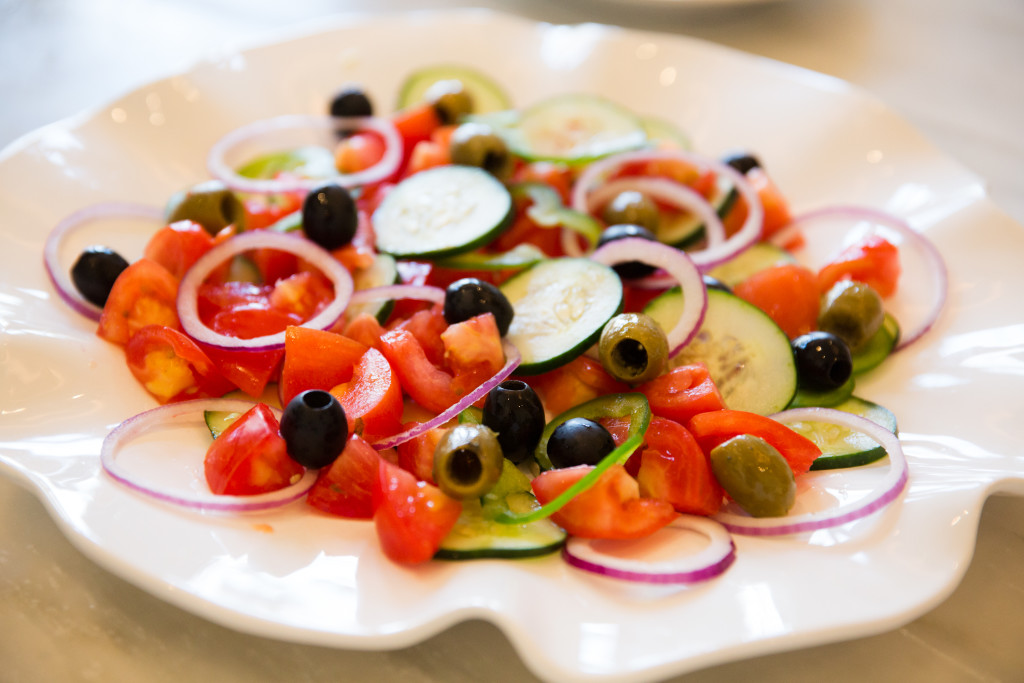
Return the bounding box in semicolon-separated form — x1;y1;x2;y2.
733;264;820;339
687;409;822;476
143;220;215;279
378;328;460;414
279;326;367;407
531;465;676;540
203;403;304;495
330;347;404;443
817;234;901;298
97;258;180;345
639;363;726;425
636;417;723;516
125;325;234;403
307;434;381;518
373;458;462;564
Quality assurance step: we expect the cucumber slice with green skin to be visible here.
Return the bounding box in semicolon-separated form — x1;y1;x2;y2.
852;313;900;374
644;287;797;415
347;253;400;324
397;65;512;115
436;244;546;271
788;374;856;408
707;242;797;289
657;175;739;249
204;410;242;439
236;145;336;180
372;165;513;260
503;93;648;165
436;459;566;559
500;258;623;375
786;397;898;471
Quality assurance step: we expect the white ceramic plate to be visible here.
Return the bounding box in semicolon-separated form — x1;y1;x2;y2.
2;9;1023;683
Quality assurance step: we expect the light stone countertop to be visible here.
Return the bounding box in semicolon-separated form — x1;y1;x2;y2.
2;0;1022;681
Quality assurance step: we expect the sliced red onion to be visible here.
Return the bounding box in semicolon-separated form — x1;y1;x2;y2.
43;202;164;321
589;237;707;355
572;149;763;270
562;515;736;584
371;340;521;450
584;176;727;247
101;399;317;512
348;284;445;307
769;206;948;350
714;407;909;536
177;230;354;350
207;115;402;194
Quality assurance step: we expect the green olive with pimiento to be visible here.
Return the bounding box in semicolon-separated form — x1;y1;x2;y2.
710;434;795;518
598;313;669;385
424;79;474;125
600;190;660;233
432;423;504;500
449;122;513;180
166;180;246;235
818;280;885;351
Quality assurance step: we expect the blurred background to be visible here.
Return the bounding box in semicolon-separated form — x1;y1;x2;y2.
2;0;1022;681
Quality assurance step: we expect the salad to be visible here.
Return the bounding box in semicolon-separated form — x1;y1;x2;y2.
44;65;947;582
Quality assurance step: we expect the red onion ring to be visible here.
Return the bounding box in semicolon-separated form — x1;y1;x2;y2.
562;515;736;584
589;237;707;355
101;399;317;512
769;206;948;350
177;230;354;351
571;149;763;270
43;202;164;321
371;340;521;450
713;407;908;536
207;115;402;194
348;284;445;307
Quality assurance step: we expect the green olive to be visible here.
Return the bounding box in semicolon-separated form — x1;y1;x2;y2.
598;313;669;384
818;280;885;352
449;123;513;180
432;423;504;500
710;434;795;518
166;180;246;235
423;79;474;125
600;190;660;233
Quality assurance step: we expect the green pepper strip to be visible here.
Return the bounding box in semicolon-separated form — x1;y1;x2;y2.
510;182;602;247
495;393;651;525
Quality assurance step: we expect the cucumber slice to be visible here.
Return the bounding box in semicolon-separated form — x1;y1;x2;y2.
644;287;797;415
786;397;898;471
852;313;900;374
657;175;739;249
436;460;566;559
346;252;400;324
788;374;856;408
503;93;647;164
708;242;797;289
640;115;692;150
500;258;623;375
204;410;242;439
397;65;512;115
372;165;513;259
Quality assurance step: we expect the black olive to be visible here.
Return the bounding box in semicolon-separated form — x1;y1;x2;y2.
722;152;762;175
443;278;514;336
302;183;358;250
70;246;129;307
280;390;348;469
482;380;545;465
596;224;658;279
702;274;732;293
547;417;616;469
791;331;854;391
329;86;373;118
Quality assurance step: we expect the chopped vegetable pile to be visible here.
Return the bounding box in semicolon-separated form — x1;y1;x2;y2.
49;65;947;583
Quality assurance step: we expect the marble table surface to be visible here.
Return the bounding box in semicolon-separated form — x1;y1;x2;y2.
1;0;1022;681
